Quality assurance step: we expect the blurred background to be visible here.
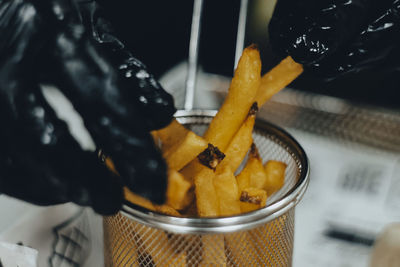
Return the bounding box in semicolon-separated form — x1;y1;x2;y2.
97;0;400;109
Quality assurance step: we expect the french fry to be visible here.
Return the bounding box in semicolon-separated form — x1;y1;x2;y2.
124;186;182;217
180;160;202;183
183;196;197;217
203;45;261;151
239;187;267;213
264;160;287;195
179;161;205;211
124;188;157;211
248;144;269;189
236;163;251;193
218;103;257;174
235;144;268;192
155;119;189;153
166;170;192;211
213;166;241;217
180;143;224;184
256;56;303;107
164;130;208;171
194;167;219;217
193;144;226;217
155;204;182;217
105;155;183;216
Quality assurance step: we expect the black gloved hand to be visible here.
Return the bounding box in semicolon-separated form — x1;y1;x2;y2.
0;0;176;215
269;0;400;81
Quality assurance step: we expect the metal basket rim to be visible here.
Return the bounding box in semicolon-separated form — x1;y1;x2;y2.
118;110;310;234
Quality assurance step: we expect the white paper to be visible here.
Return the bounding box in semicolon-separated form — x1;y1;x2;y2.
0;241;38;267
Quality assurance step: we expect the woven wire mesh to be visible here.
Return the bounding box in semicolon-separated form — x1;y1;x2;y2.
104;209;295;267
103;112;306;267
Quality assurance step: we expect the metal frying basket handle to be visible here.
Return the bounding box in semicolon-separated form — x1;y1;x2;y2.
184;0;249;110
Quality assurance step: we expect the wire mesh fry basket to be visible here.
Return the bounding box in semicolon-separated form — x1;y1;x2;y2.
103;110;309;267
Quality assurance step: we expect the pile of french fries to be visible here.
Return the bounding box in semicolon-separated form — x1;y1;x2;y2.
115;44;303;218
105;45;303;266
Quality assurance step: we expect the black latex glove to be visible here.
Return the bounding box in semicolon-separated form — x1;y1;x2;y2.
0;0;176;215
269;0;400;81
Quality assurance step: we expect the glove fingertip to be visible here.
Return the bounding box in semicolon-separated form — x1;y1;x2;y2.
115;153;168;206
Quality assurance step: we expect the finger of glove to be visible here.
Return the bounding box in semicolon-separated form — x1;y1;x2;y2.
36;1;175;132
42;39;169;204
88;118;168;205
11;88;124;215
269;0;378;65
307;0;400;80
32;0;169;203
0;0;47;90
0;153;71;206
35;19;169;203
74;1;176;130
97;46;176;130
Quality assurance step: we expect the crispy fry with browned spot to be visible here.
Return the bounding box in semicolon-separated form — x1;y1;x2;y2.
239;187;267;213
218;103;257;174
203;45;262;151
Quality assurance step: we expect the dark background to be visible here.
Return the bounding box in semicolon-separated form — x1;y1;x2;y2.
98;0;400;109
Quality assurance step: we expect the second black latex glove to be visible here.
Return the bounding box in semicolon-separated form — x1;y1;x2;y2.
269;0;400;81
0;0;176;215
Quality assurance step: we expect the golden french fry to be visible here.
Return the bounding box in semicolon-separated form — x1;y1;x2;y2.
183;196;197;217
124;187;181;217
236;163;251;193
203;45;261;151
264;160;287;195
105;155;182;216
200;235;226;266
124;188;157;211
166;170;192;211
256;56;303;107
218;104;257;174
180;160;201;183
239;187;267;213
164;130;208;171
180;143;225;181
155;119;189;153
192;144;227;217
213;166;241;217
248;144;269;189
155;204;182;217
195;173;220;218
235;144;268;192
194;167;219;217
178;160;204;212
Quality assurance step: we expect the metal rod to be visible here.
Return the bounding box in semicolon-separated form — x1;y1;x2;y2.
184;0;204;111
234;0;249;70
